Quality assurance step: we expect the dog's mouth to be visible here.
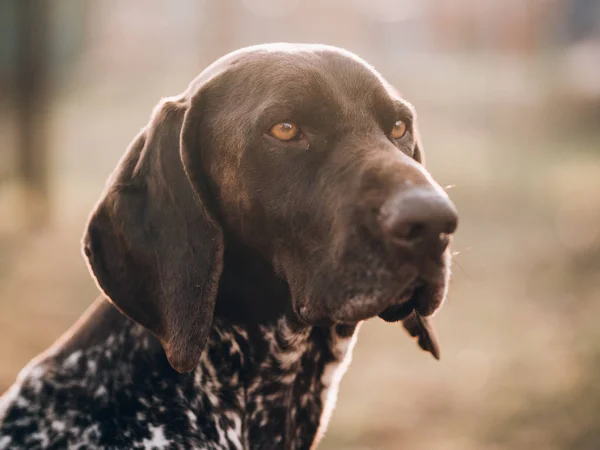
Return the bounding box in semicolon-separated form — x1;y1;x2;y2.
377;277;445;360
329;275;438;325
377;280;426;322
330;254;450;323
295;243;451;328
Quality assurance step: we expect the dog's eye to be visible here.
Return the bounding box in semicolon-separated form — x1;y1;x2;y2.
390;120;408;140
270;122;300;141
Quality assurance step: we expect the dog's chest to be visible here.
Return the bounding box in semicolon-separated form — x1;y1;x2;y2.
194;322;358;449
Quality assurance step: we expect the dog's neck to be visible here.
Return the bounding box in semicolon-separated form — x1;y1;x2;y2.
196;316;358;449
47;299;358;449
214;241;295;324
25;244;361;449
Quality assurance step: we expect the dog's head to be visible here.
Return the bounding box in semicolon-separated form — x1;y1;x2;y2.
83;44;457;372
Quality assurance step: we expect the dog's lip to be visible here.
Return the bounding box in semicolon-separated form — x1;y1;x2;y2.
329;278;423;325
377;280;425;322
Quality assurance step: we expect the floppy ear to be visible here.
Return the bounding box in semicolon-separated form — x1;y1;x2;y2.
82;96;223;373
413;140;424;164
413;126;424;164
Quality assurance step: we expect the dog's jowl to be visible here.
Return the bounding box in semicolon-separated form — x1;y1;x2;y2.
0;43;457;450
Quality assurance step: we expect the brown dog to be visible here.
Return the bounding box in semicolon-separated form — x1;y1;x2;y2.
0;44;457;449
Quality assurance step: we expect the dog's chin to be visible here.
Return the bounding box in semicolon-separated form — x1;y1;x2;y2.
294;254;450;326
378;277;448;322
327;281;420;325
326;276;447;325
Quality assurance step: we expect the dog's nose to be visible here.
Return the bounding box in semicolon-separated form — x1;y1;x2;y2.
380;187;458;255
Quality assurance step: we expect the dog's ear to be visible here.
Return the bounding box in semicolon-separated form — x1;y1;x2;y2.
413;140;424;164
413;123;424;164
82;95;223;373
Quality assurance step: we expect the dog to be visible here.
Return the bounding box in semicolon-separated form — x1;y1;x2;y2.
0;43;458;449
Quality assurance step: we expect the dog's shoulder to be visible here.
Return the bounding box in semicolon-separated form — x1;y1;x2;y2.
0;300;194;449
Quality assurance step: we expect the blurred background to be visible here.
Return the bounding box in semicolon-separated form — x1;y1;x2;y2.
1;0;600;448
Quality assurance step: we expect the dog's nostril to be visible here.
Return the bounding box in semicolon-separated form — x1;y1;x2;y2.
393;221;427;241
409;222;428;240
443;218;458;235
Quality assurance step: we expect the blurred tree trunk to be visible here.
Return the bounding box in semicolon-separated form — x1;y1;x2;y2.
15;0;51;228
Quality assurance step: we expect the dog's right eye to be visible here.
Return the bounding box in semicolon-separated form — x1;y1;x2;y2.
390;120;408;140
270;122;300;141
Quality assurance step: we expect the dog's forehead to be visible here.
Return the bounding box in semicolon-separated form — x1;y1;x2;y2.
189;44;394;104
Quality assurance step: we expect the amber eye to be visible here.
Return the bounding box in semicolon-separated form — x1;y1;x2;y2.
270;122;300;141
391;120;408;140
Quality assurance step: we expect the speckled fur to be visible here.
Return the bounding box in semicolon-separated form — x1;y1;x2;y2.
0;301;358;450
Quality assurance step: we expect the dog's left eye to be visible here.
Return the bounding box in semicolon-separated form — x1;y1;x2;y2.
270;122;300;141
390;120;408;140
